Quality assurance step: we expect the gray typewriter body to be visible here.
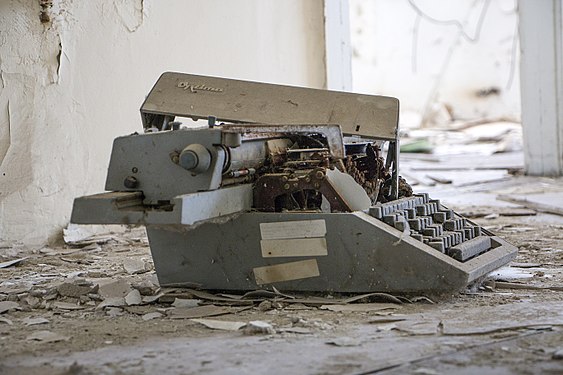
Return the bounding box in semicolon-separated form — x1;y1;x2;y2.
72;72;517;293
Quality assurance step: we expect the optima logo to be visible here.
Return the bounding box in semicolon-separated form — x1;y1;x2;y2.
177;81;224;93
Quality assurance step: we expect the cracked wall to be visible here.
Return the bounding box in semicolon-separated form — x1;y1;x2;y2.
351;0;520;124
0;0;325;248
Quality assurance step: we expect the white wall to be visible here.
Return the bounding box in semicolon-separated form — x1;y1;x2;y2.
0;0;326;248
350;0;520;125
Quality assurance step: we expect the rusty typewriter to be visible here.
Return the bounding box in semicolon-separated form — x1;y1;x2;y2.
71;72;517;293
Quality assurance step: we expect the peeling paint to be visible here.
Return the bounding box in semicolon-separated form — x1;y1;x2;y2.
39;0;54;23
56;40;62;84
0;100;11;167
114;0;144;32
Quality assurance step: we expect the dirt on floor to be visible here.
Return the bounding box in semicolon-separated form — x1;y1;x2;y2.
0;204;561;375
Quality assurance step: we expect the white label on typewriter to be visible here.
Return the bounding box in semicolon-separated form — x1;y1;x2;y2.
259;219;326;240
253;259;320;285
260;238;328;258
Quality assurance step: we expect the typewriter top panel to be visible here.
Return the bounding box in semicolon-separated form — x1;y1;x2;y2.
141;72;399;140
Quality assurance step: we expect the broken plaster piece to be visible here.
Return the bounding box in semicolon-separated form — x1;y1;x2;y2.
0;301;20;314
27;330;70;343
125;289;142;306
142;312;163;321
96;297;126;310
0;257;27;269
172;298;201;308
22;317;50;326
191;318;246;331
326;337;362;347
168;305;233;319
98;279;132;299
319;303;400;312
243;320;275;335
123;258;147;274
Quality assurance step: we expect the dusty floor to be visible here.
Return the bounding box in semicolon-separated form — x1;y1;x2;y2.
1;146;562;374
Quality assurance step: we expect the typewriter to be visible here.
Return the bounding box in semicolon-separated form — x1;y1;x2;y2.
71;72;517;293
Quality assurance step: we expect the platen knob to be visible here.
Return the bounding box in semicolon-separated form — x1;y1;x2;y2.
179;144;212;174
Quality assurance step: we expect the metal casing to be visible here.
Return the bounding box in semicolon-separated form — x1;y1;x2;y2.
141;72;400;140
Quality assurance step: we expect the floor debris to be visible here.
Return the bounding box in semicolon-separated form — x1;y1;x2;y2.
168;305;235;319
243;320;275;335
0;301;20;314
190;318;246;331
171;298;200;308
0;142;561;374
125;289;142;306
320;303;400;312
142;312;163;321
498;192;563;216
122;258;148;274
0;257;28;269
26;331;70;343
22;317;49;326
326;337;362;347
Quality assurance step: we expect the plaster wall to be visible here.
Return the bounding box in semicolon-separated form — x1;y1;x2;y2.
350;0;520;124
0;0;326;248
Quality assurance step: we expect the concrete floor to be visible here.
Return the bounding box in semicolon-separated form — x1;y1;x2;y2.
1;148;562;375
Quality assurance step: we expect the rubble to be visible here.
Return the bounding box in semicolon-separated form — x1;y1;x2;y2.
22;317;49;326
0;257;28;269
96;297;126;310
125;290;142;306
0;301;20;314
171;298;200;308
57;281;96;298
122;258;148;274
142;312;163;321
191;318;246;331
98;279;132;299
243;321;275;335
26;331;70;343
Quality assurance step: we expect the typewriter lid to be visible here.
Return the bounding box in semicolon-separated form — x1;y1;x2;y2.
141;72;399;141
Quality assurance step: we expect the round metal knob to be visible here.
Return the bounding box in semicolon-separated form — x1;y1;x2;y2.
179;144;211;174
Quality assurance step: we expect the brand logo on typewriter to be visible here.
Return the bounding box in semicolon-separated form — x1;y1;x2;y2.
177;81;224;93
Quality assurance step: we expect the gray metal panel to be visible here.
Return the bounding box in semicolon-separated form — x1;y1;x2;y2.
144;212;516;293
141;72;400;140
71;185;253;226
105;129;223;202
